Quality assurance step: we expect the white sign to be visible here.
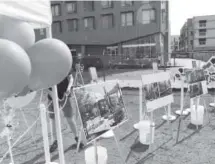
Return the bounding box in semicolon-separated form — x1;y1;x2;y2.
141;72;174;112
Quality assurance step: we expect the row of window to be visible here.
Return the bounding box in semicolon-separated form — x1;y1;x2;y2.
199;38;206;45
189;38;207;45
52;9;156;33
51;1;150;16
199;20;207;28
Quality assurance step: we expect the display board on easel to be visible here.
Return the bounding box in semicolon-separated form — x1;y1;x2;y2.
73;80;128;164
186;69;207;128
136;72;174;146
141;72;174;113
73;80;128;144
203;56;215;107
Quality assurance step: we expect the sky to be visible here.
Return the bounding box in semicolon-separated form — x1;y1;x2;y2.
169;0;215;35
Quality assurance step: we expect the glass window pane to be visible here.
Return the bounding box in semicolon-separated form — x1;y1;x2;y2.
67;3;76;13
121;14;126;26
150;10;155;20
142;10;150;24
127;13;133;26
84;19;88;28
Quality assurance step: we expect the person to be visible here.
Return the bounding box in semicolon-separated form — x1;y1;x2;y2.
47;73;84;153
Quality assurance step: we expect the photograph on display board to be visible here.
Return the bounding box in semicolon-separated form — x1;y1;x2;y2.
192;60;197;68
189;81;208;98
185;69;206;84
144;80;172;101
203;57;215;84
73;80;128;143
141;72;174;112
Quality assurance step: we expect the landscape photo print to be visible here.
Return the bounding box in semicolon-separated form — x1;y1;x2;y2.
73;80;128;143
185;69;206;84
141;72;174;112
189;81;208;98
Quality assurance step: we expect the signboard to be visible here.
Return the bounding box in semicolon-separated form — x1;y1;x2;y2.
185;69;208;98
141;72;174;112
73;80;128;143
203;56;215;85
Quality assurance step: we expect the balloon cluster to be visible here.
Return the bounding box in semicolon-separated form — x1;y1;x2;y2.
0;16;73;101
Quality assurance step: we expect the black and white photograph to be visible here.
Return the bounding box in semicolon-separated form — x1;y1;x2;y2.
185;69;206;84
2;0;215;164
73;81;128;143
141;72;174;111
189;82;203;98
144;80;172;101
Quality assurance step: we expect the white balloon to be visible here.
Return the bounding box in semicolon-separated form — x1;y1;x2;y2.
0;16;35;50
6;91;36;108
0;39;32;99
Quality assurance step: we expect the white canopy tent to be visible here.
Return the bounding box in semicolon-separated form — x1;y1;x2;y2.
0;1;65;164
0;0;52;29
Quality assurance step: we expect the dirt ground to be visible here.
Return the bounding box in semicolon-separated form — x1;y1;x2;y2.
1;89;215;164
1;68;215;164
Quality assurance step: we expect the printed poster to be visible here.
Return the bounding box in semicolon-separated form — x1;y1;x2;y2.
141;72;174;112
73;80;128;143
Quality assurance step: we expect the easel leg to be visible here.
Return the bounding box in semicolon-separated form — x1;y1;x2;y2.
149;112;154;153
166;105;173;139
76;129;82;153
113;132;126;164
74;71;78;86
195;97;199;130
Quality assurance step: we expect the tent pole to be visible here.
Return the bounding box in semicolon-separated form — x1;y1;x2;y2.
46;27;65;164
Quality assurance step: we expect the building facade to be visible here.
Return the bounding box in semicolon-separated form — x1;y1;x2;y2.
170;35;179;52
35;1;170;66
193;15;215;51
179;15;215;60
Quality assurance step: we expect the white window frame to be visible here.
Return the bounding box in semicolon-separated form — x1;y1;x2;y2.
51;4;61;16
199;38;206;45
121;12;134;26
101;0;113;8
66;2;77;13
121;1;133;7
141;9;156;24
84;17;95;30
67;19;78;32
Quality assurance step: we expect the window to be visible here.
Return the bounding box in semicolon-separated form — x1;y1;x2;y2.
51;4;61;16
199;20;207;27
199;38;206;45
121;1;133;7
141;9;156;24
66;1;77;13
121;12;134;26
84;17;95;30
67;19;78;31
161;9;165;23
199;29;206;36
52;21;62;33
142;0;149;4
190;40;193;45
102;14;114;29
190;31;193;36
83;1;94;11
101;1;113;8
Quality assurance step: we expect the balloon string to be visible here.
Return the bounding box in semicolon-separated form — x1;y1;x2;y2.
39;89;44;105
0;116;40;163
